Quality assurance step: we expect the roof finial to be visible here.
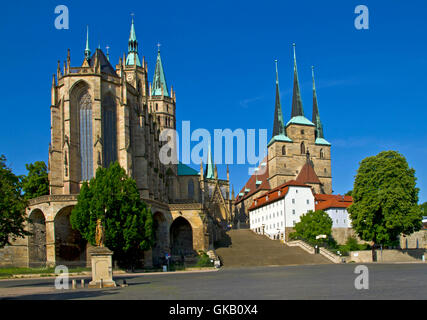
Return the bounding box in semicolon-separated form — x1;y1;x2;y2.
106;45;110;61
293;43;297;68
157;42;161;53
275;59;279;84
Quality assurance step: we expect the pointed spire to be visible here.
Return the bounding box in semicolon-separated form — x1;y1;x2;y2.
126;16;141;67
152;44;169;97
205;144;215;179
84;26;91;61
312;66;324;139
272;59;286;137
291;43;304;118
106;45;110;61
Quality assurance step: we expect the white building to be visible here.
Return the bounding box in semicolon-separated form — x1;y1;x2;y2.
248;181;315;240
314;194;353;228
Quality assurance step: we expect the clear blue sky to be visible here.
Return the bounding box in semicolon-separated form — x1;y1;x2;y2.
0;0;426;203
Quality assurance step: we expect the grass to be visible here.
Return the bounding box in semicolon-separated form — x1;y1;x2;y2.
0;267;91;278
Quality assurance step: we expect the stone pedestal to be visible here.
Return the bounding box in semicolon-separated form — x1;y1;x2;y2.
88;246;116;288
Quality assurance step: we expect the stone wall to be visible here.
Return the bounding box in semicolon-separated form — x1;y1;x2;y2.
348;249;426;263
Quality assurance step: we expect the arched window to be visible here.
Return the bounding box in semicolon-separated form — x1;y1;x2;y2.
300;142;305;155
102;95;117;168
79;90;93;181
282;146;286;155
188;179;194;200
320;148;324;159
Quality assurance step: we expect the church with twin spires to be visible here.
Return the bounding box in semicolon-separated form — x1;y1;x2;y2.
0;19;234;268
234;44;332;222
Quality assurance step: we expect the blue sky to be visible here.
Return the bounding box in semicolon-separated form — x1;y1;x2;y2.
0;0;426;203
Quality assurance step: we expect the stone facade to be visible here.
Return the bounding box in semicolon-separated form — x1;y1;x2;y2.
0;20;233;268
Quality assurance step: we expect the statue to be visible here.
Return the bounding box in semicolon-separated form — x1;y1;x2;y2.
95;218;105;247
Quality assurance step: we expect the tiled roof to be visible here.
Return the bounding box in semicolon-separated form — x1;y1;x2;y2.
235;156;270;204
296;161;321;185
315;194;353;211
248;180;312;211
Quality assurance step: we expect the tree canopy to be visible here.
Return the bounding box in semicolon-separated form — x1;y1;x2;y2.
0;155;29;248
21;161;49;200
289;210;333;245
348;151;422;247
70;162;153;268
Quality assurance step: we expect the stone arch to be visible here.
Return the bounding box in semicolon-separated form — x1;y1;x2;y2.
170;217;195;257
102;92;118;168
28;209;47;267
152;211;170;267
282;145;286;155
300;142;305;155
70;80;93;185
54;206;86;266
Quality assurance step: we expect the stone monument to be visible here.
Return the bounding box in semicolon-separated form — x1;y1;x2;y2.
88;219;116;288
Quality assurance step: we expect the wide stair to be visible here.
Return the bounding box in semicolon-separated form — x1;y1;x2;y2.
215;229;330;267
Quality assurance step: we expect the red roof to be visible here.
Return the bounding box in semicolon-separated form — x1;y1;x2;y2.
296;161;321;185
235;156;271;204
249;180;312;211
315;194;353;211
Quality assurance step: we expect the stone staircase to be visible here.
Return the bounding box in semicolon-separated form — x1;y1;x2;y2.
215;229;330;267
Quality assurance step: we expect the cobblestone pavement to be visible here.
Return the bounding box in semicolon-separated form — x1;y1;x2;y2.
1;263;427;300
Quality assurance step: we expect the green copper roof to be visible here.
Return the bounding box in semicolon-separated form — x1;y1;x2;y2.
267;134;293;147
291;44;305;118
84;26;91;61
177;162;200;176
272;60;286;137
152;48;169;96
315;137;331;146
205;145;215;179
312;66;325;140
286;116;315;127
129;18;137;42
126;53;141;67
126;18;141;67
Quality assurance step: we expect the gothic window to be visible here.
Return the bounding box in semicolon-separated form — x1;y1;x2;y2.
79;91;93;181
282;146;286;155
102;95;117;168
188;179;194;200
320;148;324;159
300;142;305;155
156;103;158;111
301;129;304;135
324;168;327;174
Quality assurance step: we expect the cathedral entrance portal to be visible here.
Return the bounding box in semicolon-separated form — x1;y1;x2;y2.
28;209;47;267
54;206;86;266
170;217;194;258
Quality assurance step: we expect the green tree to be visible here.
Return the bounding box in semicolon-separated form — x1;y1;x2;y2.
0;155;29;247
21;161;49;200
289;210;333;245
70;162;153;269
345;190;353;197
420;202;427;216
348;151;422;252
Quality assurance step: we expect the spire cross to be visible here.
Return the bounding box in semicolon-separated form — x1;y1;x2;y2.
157;42;161;52
130;12;135;21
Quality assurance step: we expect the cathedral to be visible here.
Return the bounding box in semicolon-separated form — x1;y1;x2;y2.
0;19;233;268
234;44;332;223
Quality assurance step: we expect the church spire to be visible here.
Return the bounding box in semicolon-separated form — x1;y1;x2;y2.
125;16;141;67
152;44;169;96
312;66;324;139
272;60;286;137
205;144;215;180
291;43;304;118
84;26;91;61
